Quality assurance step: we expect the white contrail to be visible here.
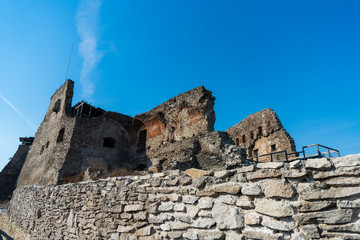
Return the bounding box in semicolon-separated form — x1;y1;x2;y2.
0;94;36;130
75;0;104;99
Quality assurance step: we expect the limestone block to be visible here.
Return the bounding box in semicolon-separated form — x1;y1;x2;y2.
337;199;360;208
300;224;320;238
184;169;211;178
313;167;360;180
244;211;261;225
197;230;225;240
242;227;281;240
256;162;284;169
170;221;190;230
305;158;332;170
255;199;295;218
218;195;236;205
124;204;144;212
261;215;296;231
241;184;263;196
182;196;198;204
225;231;244;240
169;194;182;202
212;202;244;230
160;222;170;231
211;182;242;194
174;212;192;223
167;231;183;239
198;210;212;217
183;231;198;240
235;196;254;209
136;226;153;236
247;169;282;181
158;202;174;212
282;168;308;178
293;209;353;225
237;165;255;173
192;218;216;229
214;170;235;179
263;180;296;199
321;220;360;233
117;225;135;233
325;177;360;187
332;154;360;168
302;187;360;200
297;201;335;212
198;197;214;209
174;203;186;212
186;205;200;219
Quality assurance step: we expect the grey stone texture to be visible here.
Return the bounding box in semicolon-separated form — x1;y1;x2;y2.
5;154;360;239
0;144;29;200
13;81;248;188
226;108;296;162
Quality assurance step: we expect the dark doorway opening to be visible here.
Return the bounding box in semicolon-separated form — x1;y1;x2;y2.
103;137;116;148
137;130;147;153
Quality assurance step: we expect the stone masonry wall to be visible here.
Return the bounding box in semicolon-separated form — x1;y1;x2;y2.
9;154;360;240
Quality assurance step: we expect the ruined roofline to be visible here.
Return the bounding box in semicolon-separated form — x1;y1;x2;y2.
50;79;74;101
134;85;213;122
226;108;283;132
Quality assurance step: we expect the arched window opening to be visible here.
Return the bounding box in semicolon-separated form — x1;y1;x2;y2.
46;141;50;148
258;126;263;137
52;99;61;113
103;137;116;148
250;131;254;140
254;149;259;156
57;128;65;143
137;130;147;153
271;144;277;152
242;134;246;143
235;138;239;145
40;145;45;155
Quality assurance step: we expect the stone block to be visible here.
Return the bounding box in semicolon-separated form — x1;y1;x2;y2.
256;162;284;169
261;215;296;231
158;202;174;212
192;218;216;229
241;184;263;196
212;202;244;230
183;195;199;204
124;204;144;212
263;180;296;199
184;169;211;178
302;187;360;200
255;199;295;218
244;211;261;225
247;169;282;181
293;209;353;225
297;201;335;212
198;197;214;209
305;158;332;170
211;182;242;194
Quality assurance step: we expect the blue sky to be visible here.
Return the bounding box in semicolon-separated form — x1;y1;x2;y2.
0;0;359;170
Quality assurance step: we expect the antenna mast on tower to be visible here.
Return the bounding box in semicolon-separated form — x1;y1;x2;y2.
65;42;74;82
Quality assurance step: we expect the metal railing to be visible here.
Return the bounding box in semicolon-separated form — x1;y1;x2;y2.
302;144;340;159
247;144;340;164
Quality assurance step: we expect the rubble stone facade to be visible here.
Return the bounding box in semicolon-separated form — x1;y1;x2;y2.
16;81;249;187
227;108;296;162
8;154;360;240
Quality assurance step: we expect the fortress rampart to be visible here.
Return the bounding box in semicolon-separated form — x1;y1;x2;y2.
8;154;360;240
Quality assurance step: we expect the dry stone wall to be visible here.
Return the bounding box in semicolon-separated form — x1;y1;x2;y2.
8;154;360;240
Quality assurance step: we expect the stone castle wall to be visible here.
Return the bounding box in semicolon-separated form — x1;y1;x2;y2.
8;154;360;240
227;108;296;162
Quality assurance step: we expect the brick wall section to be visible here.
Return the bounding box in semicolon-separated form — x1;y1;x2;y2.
7;153;360;239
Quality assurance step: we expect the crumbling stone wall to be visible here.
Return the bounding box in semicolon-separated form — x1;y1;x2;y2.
17;80;77;187
8;154;360;239
227;108;296;162
134;86;245;171
0;144;29;200
16;80;137;187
